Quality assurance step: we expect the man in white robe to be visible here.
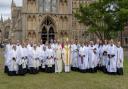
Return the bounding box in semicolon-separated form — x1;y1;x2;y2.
4;40;13;73
71;40;79;71
27;43;33;70
62;41;71;72
28;44;40;74
46;44;55;73
54;41;63;73
37;43;42;70
94;39;103;70
18;43;28;75
116;41;124;75
7;45;18;76
102;40;109;73
107;39;117;74
88;41;97;73
94;39;100;67
40;46;48;72
78;43;89;73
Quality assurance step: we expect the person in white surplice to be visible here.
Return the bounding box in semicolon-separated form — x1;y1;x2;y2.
4;40;13;74
71;39;79;71
116;41;124;75
45;44;55;73
88;41;97;73
29;44;40;74
18;42;28;75
107;39;117;75
102;40;109;73
40;46;48;72
78;42;89;73
7;45;18;76
54;41;63;73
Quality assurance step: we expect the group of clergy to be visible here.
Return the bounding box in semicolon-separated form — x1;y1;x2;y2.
4;39;124;76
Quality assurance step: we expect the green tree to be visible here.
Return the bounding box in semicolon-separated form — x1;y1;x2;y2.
74;0;128;40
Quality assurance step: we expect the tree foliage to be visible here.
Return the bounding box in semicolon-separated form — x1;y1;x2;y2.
74;0;128;40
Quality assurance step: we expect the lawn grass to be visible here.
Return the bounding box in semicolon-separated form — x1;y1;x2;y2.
0;49;128;89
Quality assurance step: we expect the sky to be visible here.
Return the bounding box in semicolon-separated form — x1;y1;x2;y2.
0;0;22;21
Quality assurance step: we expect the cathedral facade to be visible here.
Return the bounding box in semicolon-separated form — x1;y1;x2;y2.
10;0;93;43
0;0;128;46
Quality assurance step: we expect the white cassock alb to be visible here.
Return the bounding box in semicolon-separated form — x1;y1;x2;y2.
62;45;71;72
40;49;48;69
116;47;124;68
88;45;96;69
95;44;100;66
4;44;12;67
98;45;103;66
32;48;40;69
46;48;55;67
78;46;89;70
27;45;33;68
107;44;117;73
102;45;109;67
71;44;79;68
37;46;42;67
55;44;63;73
19;47;28;69
16;45;22;64
7;49;18;72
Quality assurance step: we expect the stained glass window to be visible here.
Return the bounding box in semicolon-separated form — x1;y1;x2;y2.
39;0;57;13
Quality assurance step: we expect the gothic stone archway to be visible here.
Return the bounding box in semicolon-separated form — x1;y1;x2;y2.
41;16;55;44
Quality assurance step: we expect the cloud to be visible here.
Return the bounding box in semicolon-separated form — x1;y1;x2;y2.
0;0;22;20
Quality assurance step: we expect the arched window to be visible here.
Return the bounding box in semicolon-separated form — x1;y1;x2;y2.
39;0;58;13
